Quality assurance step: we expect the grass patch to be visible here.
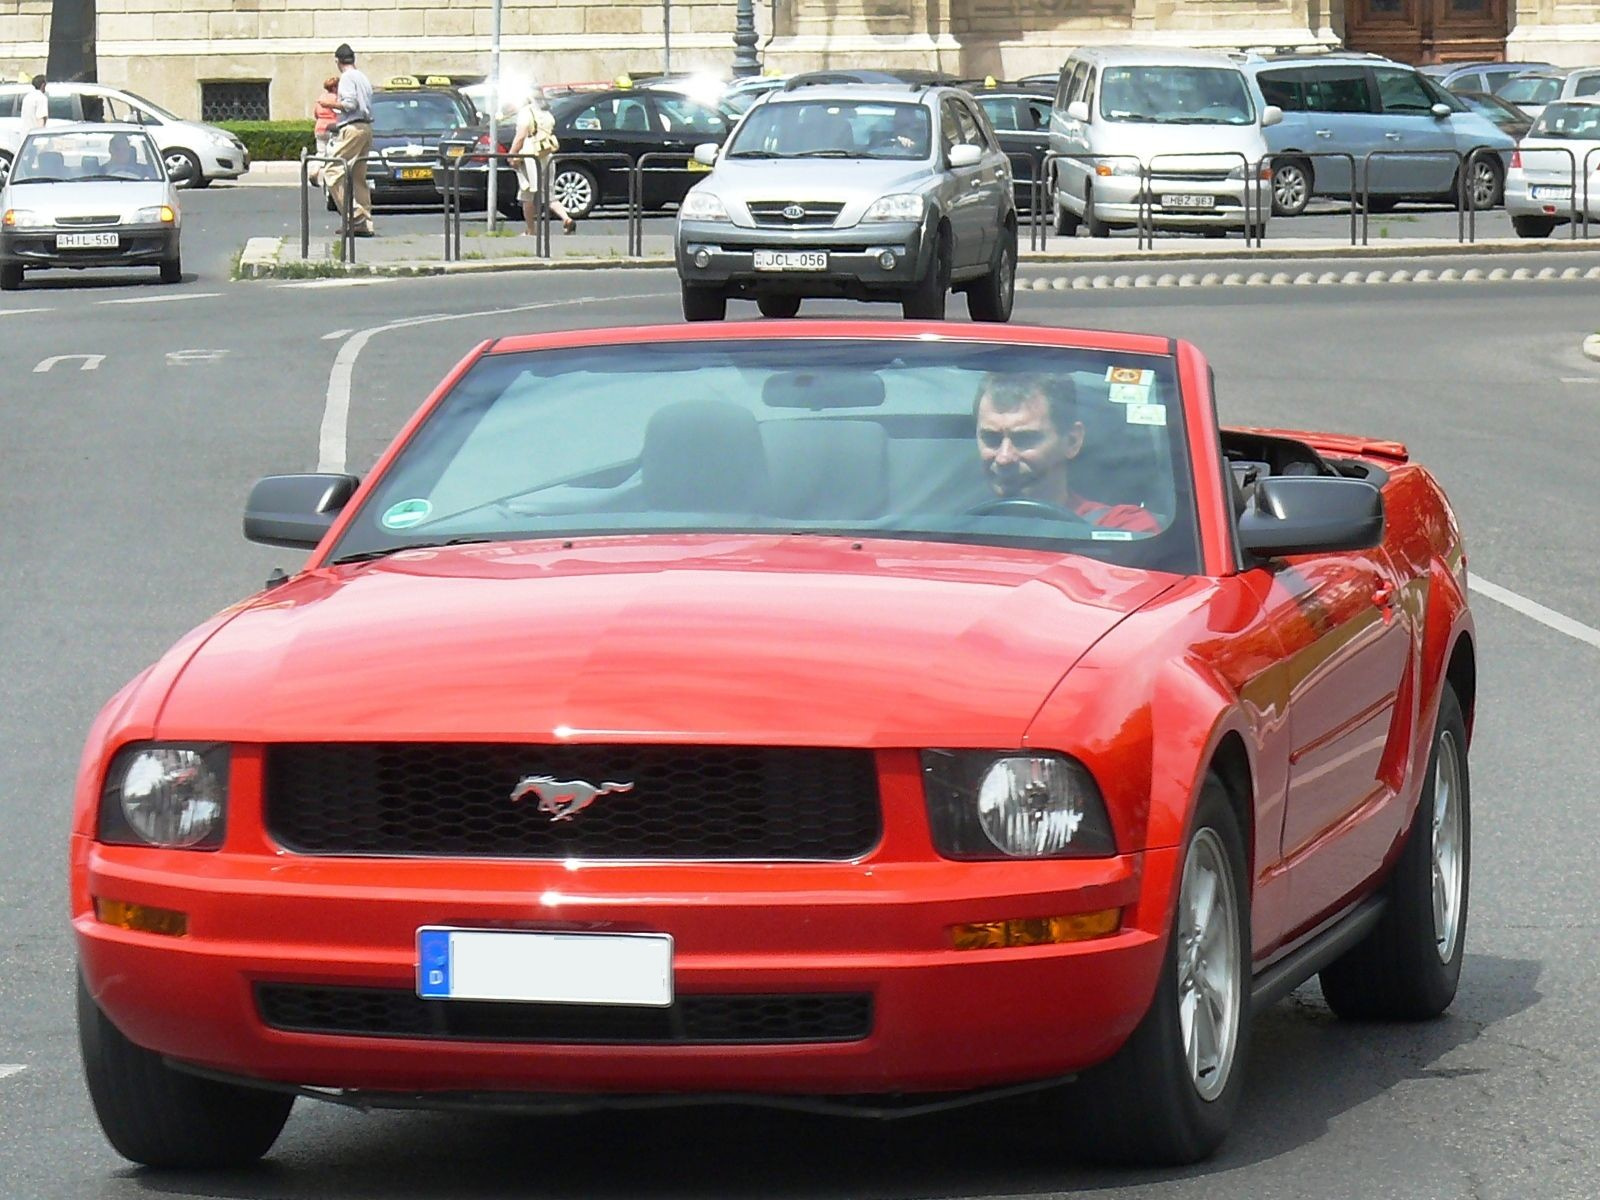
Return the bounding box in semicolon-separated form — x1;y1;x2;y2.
464;227;526;238
267;259;346;280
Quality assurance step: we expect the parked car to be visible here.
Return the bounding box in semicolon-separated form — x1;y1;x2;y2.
326;80;478;212
1;125;181;290
435;87;733;219
784;68;964;88
675;82;1017;321
1496;67;1600;124
1419;60;1554;96
1453;90;1534;141
1504;98;1600;237
1047;47;1277;238
70;319;1476;1171
962;79;1055;209
0;81;247;187
1245;54;1515;215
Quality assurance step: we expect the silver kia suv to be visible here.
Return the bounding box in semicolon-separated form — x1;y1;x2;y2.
675;82;1017;322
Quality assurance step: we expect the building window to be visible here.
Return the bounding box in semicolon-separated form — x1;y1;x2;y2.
201;81;270;122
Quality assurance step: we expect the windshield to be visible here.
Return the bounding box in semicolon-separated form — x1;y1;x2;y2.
328;339;1200;573
11;129;164;182
1530;102;1600;138
1099;66;1255;125
373;92;469;134
116;90;181;121
1500;76;1563;106
726;100;932;159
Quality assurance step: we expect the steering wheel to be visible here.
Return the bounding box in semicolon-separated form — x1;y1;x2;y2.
966;497;1092;524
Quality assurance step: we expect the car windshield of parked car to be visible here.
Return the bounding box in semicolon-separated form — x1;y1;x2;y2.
374;92;469;134
725;101;933;158
10;129;163;182
1098;67;1254;124
1530;101;1600;138
329;339;1201;573
115;90;181;122
1499;75;1564;107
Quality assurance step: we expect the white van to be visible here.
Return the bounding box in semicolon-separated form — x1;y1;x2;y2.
1048;46;1280;237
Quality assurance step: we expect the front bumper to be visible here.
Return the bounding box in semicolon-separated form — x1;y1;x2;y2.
1080;176;1270;228
676;219;929;298
199;142;249;181
1;224;178;269
74;836;1176;1099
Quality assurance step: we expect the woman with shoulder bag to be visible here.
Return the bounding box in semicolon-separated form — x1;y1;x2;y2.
510;87;576;234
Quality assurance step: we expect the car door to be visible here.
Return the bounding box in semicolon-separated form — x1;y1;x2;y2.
1370;66;1457;197
648;95;730;203
959;96;1009;247
1305;65;1384;199
563;94;662;208
1049;60;1092;214
939;97;989;270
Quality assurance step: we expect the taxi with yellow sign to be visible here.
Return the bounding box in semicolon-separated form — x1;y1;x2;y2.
354;76;478;209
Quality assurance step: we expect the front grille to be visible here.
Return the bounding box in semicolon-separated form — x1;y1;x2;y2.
748;201;845;228
1151;169;1233;182
56;214;120;227
257;984;874;1044
265;745;881;859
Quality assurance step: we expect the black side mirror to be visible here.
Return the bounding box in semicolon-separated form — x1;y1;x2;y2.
1238;476;1384;558
244;473;360;549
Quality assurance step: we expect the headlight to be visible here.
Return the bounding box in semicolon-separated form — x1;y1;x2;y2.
1225;162;1273;181
99;744;228;850
131;205;176;224
2;208;48;228
861;193;924;222
922;750;1115;859
1093;160;1141;177
679;190;729;221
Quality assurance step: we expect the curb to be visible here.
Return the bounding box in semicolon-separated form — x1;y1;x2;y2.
1585;334;1600;362
1020;264;1600;291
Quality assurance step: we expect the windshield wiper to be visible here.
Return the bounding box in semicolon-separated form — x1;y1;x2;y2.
727;149;786;158
792;149;854;158
331;537;492;565
16;176;65;184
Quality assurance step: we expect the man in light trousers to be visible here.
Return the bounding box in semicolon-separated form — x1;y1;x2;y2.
323;43;375;236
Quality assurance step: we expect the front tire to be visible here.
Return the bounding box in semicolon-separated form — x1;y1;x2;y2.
164;148;203;189
1271;157;1313;217
680;284;727;322
1064;775;1251;1165
901;225;950;320
1512;214;1557;239
77;974;293;1168
0;262;20;291
1052;192;1081;237
1083;185;1111;238
965;223;1016;322
1319;684;1470;1020
756;294;802;318
159;252;182;284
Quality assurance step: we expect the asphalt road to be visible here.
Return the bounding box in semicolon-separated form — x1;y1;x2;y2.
1;256;1598;1199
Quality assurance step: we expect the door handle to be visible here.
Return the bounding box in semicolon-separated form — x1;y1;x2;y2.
1315;129;1333;138
1384;132;1403;141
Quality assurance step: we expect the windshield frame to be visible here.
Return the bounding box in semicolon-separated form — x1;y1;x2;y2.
724;98;935;160
1097;65;1258;126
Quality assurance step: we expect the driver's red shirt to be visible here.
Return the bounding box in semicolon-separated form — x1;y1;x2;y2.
1071;493;1161;534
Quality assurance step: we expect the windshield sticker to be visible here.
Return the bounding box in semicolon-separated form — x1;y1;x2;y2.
1106;366;1154;386
1125;403;1167;426
381;498;433;530
1091;528;1136;541
1108;380;1152;404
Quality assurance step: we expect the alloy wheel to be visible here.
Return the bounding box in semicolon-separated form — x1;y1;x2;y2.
1176;827;1241;1102
1272;165;1307;214
552;171;594;214
1431;729;1465;963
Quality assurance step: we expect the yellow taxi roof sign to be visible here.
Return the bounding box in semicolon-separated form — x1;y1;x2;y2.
386;74;420;88
615;72;633;89
984;75;997;88
423;75;453;87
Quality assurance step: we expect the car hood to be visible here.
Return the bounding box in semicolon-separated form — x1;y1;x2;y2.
699;157;941;227
3;178;173;213
155;536;1177;746
1073;120;1268;167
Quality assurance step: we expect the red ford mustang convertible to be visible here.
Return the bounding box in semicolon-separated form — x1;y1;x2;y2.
70;322;1474;1169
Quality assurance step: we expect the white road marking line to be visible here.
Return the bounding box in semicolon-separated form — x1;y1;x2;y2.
319;291;673;474
322;328;354;340
1469;575;1600;651
0;306;51;316
34;353;104;373
0;1064;24;1081
1559;377;1600;384
98;292;221;306
282;277;396;289
166;349;230;365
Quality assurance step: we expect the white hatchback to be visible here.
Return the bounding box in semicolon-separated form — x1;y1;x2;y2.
1504;98;1600;238
0;82;249;187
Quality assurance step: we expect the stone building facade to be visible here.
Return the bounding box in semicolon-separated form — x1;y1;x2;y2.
3;0;1598;122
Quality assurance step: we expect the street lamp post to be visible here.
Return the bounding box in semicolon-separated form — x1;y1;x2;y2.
485;0;502;232
732;0;760;78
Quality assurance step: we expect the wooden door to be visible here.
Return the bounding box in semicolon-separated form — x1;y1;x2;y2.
1344;0;1509;64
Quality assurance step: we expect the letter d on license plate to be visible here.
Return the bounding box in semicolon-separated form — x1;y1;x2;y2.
753;249;827;271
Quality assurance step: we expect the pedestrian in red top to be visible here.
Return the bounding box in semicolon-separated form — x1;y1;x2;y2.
310;75;341;185
973;372;1161;533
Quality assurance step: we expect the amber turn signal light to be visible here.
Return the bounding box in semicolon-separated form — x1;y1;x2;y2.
94;897;188;937
951;909;1121;950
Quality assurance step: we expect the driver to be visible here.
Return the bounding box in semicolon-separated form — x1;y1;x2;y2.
106;133;148;177
974;372;1160;533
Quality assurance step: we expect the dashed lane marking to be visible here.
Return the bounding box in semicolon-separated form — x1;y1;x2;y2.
34;354;103;373
1470;575;1600;652
1018;263;1600;291
0;307;51;316
322;328;354;340
0;1065;24;1081
97;292;222;306
281;277;397;289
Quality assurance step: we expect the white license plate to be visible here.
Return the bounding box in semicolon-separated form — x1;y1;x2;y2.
56;231;119;249
1160;193;1215;210
1531;185;1572;201
416;928;674;1006
753;249;827;271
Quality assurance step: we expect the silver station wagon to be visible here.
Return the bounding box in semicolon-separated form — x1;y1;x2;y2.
674;82;1017;322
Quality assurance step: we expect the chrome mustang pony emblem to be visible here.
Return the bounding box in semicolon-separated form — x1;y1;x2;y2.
510;775;634;821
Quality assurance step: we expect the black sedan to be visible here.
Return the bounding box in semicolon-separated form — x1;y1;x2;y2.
331;85;478;210
963;81;1054;210
434;88;733;219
